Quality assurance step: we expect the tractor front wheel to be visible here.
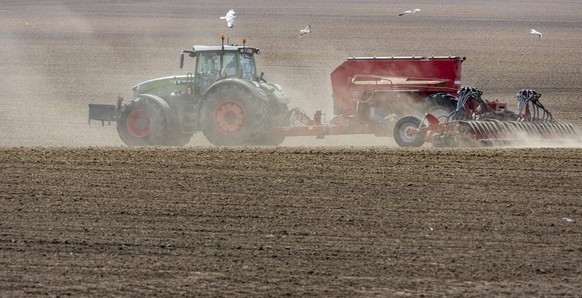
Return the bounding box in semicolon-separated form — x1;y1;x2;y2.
394;115;426;147
202;84;268;146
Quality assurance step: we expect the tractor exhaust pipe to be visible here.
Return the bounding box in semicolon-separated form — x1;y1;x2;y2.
221;34;225;51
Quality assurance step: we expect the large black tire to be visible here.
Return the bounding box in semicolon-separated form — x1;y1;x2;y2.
117;97;172;146
258;103;290;146
201;84;269;146
420;93;457;121
257;134;285;146
394;115;426;148
166;132;194;146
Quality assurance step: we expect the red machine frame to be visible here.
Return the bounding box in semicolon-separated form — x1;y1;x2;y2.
274;56;466;138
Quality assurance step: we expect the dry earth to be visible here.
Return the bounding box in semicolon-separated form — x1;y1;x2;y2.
2;147;582;296
1;0;582;296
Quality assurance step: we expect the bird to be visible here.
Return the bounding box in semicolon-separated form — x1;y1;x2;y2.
220;9;236;29
398;8;421;17
299;25;311;38
530;29;542;40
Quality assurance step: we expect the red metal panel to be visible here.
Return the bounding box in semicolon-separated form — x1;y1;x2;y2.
330;57;464;115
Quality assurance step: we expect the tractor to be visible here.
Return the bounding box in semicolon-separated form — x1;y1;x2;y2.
95;40;575;148
90;36;289;146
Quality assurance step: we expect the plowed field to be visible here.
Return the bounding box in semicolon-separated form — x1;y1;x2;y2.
2;147;582;296
1;0;582;296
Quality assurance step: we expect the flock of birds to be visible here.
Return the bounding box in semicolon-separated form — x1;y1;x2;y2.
220;8;543;40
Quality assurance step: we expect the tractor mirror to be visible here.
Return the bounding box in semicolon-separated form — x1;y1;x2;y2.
179;53;185;69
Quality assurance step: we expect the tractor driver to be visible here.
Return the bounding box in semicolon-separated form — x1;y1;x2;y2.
222;59;237;77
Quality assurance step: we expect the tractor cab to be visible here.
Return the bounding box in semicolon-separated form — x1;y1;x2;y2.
181;44;260;95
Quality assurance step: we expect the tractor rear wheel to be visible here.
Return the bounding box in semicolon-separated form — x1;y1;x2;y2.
394;115;426;147
202;84;268;146
166;132;193;146
258;103;290;146
258;133;285;146
421;93;457;121
116;97;171;146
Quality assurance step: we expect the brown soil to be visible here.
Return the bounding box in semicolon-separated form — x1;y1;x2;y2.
2;147;582;296
1;0;582;296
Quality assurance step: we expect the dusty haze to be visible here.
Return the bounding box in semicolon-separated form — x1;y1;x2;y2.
1;1;582;297
1;0;582;147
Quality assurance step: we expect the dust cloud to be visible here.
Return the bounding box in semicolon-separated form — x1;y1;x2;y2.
0;3;122;147
1;1;582;149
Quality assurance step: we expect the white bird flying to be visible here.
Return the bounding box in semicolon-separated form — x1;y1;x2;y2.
398;8;421;17
530;29;542;40
220;9;236;29
299;25;311;38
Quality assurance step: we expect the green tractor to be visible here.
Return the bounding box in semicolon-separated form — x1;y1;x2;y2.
110;37;289;146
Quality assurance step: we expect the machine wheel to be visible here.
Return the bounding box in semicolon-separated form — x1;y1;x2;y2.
258;103;290;146
201;84;268;146
117;97;171;146
421;93;457;121
394;115;426;147
257;134;285;146
270;103;291;127
166;132;194;146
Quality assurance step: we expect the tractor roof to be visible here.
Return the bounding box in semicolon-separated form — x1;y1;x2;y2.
192;45;259;54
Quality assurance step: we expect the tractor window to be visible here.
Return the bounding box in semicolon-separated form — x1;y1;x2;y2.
222;53;237;77
240;53;256;81
195;51;237;94
196;52;222;76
